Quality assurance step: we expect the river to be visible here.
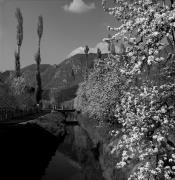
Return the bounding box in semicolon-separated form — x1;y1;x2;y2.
0;123;104;180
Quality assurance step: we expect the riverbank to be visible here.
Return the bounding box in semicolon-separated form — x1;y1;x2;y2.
21;111;126;180
20;111;106;180
0;109;51;125
76;113;130;180
21;112;66;137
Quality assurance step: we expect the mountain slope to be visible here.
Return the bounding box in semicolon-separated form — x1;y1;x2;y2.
0;53;107;102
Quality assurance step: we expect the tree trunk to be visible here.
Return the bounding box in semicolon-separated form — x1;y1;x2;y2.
170;0;174;9
15;45;21;77
167;36;174;51
85;54;88;79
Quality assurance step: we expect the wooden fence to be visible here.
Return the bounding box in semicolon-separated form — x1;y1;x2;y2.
0;107;40;121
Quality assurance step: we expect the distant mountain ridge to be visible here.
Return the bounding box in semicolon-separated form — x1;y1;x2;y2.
0;53;107;102
0;42;172;105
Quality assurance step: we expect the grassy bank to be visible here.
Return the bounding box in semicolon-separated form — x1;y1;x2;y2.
22;112;65;137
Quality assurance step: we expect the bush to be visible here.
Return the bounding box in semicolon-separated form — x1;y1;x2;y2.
8;74;35;109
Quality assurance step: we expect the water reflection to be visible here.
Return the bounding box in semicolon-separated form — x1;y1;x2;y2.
43;126;104;180
0;123;104;180
42;151;84;180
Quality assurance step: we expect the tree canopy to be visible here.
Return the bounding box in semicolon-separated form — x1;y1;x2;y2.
75;0;175;179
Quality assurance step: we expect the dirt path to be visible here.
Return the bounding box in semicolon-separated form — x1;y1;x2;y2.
0;110;51;126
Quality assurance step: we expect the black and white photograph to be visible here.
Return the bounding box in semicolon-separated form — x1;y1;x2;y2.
1;0;175;180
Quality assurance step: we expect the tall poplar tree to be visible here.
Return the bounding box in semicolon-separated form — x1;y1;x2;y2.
15;8;23;77
35;16;43;106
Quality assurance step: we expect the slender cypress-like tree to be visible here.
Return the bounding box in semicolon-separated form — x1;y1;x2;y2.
97;48;102;59
15;8;23;77
71;68;75;80
107;34;111;52
110;41;116;55
35;15;43;106
84;45;89;79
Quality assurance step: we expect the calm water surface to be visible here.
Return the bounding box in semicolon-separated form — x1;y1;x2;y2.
0;124;104;180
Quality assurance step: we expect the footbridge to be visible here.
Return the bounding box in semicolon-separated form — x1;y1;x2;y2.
51;107;80;126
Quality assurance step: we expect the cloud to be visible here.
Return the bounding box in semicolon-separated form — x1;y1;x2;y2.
67;46;85;58
63;0;95;14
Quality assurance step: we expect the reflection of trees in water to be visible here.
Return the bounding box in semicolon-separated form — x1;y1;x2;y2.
60;126;104;180
0;123;104;180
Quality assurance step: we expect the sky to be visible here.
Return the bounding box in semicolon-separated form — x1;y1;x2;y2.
0;0;116;71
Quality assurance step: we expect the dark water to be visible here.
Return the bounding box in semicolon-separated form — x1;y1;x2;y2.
0;124;104;180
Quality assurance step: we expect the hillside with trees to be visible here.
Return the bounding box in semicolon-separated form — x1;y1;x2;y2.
0;53;107;104
0;80;16;108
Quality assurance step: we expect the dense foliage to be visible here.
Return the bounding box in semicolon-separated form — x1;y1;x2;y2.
75;0;175;179
9;74;35;109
